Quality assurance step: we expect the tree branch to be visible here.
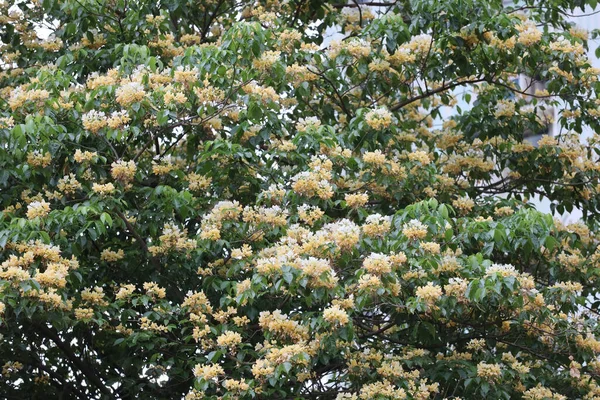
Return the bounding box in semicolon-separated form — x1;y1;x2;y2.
36;324;114;398
390;77;487;111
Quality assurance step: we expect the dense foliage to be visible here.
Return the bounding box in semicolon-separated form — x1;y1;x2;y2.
2;0;600;398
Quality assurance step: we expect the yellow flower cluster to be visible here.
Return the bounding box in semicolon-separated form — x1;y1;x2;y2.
253;50;281;71
576;333;600;353
486;263;518;277
243;205;289;227
452;196;475;214
365;108;393;130
229;245;252;261
407;34;434;56
285;64;318;87
254;256;283;276
297;205;324;226
74;149;97;163
363;253;392;275
276;28;302;52
299;257;338;288
163;87;187;106
82;110;108;133
477;362;502;382
517;22;543;46
140;316;169;333
81;30;106;49
242;82;280;104
182;291;212;315
100;248;124;262
466;338;486;351
216;330;243;350
74;307;94;320
444;277;468;302
86;69;119;89
107;110;131;129
27;150;52;168
494;100;516;118
421;241;440;254
152;157;179;176
402;219;428;240
143;282;167;300
92;182;116;196
323;219;361;251
358;380;407;399
259;310;309;342
368;58;392;73
0;115;15;129
115;82;146;106
345;192;369;208
259;343;310;373
363;149;387;166
550;281;583;293
328;38;372;59
296;116;321;133
415;282;443;304
522;385;566;400
173;66;199;85
194;84;225;105
494;206;514;216
362;214;391;237
199;201;244;241
323;305;350;326
357;273;383;292
187;173;212;192
115;284;136;300
2;361;23;377
290;156;335;200
0;241;78;293
57;174;81;195
110;160;137;183
81;286;108;307
8;87;50;110
291;171;334;200
407;150;432;165
26;200;50;219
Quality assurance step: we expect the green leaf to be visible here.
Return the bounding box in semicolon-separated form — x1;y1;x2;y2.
100;212;113;227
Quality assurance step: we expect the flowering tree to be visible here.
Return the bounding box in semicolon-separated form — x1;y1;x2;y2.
2;0;600;398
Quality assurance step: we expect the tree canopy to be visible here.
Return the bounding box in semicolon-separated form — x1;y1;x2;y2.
2;0;600;399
